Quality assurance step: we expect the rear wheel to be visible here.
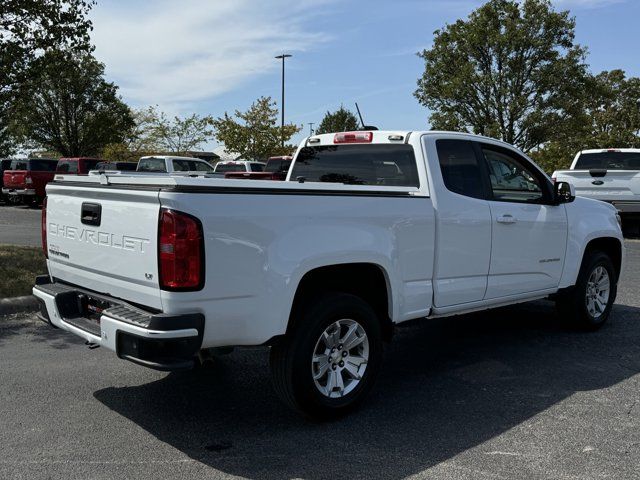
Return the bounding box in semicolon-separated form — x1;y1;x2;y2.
270;292;383;419
556;251;617;330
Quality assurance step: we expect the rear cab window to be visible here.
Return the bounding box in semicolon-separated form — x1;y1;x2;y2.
29;159;57;171
215;163;246;173
172;159;214;172
10;160;29;170
290;144;420;187
56;160;78;173
575;152;640;170
138;157;167;172
250;163;265;172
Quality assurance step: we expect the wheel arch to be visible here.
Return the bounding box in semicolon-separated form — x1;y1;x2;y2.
583;237;623;282
286;263;394;342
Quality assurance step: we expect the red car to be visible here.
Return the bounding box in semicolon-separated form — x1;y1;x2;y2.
55;157;102;175
2;158;58;205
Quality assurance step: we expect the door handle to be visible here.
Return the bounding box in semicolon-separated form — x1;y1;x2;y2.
497;214;517;224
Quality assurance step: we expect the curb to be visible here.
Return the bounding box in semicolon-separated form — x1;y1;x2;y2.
0;295;39;316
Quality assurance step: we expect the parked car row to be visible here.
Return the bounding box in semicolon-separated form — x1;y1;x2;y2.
0;154;296;207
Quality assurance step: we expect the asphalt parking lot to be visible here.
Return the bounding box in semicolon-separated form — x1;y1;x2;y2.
0;239;638;479
0;203;42;247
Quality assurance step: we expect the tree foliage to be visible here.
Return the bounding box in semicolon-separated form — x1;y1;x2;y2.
531;69;640;172
149;107;215;153
101;106;215;160
1;0;95;155
415;0;587;153
315;106;360;134
10;51;134;156
211;97;300;159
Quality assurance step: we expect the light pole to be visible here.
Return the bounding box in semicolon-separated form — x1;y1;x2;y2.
275;54;291;147
308;122;314;136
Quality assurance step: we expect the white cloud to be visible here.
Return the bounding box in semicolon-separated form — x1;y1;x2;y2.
91;0;333;112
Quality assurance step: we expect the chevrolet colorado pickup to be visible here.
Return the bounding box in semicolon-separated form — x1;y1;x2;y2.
34;131;624;418
553;149;640;220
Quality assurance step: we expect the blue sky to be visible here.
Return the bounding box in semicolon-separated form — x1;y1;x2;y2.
90;0;640;148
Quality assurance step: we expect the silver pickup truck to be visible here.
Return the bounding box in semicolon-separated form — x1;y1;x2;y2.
553;149;640;219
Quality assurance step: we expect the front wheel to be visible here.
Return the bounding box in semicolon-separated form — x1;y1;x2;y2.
556;251;617;330
270;292;383;419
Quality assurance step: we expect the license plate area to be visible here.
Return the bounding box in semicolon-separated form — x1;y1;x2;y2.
55;290;114;335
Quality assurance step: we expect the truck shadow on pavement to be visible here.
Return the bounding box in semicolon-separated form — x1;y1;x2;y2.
94;301;640;480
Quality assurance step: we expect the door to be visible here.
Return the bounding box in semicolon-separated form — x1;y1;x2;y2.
478;144;568;299
429;138;493;307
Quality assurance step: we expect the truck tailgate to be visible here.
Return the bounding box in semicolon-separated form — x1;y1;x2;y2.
555;170;640;199
45;183;162;309
4;170;27;188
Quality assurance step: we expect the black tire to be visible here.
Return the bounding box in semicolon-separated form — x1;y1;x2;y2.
556;251;617;330
270;292;383;420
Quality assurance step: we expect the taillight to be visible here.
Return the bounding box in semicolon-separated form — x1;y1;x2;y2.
41;197;48;258
334;131;373;144
158;208;204;290
25;173;33;185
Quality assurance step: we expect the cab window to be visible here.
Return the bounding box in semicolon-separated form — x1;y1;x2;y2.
435;139;485;199
138;157;166;172
56;160;77;173
480;146;546;203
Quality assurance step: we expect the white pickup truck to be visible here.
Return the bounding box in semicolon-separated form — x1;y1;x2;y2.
553;149;640;219
34;131;624;418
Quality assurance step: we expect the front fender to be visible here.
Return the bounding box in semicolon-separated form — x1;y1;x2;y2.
559;197;624;288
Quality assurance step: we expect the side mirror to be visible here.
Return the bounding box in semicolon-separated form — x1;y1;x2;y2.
554;181;575;204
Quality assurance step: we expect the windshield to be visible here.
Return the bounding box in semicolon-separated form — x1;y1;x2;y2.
575;152;640;170
290;144;420;187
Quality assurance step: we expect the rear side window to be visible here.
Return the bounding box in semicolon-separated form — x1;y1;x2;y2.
291;145;420;187
435;140;484;199
575;152;640;170
250;163;265;172
29;159;57;171
138;157;166;172
56;160;78;173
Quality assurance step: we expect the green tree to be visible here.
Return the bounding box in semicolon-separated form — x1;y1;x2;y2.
415;0;587;153
531;69;640;173
1;0;95;156
212;96;300;159
149;107;215;153
10;51;134;156
315;106;360;134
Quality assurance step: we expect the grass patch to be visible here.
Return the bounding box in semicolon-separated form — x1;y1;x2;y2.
0;245;47;298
